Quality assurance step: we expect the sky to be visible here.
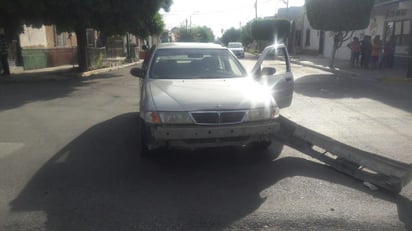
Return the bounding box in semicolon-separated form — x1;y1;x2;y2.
160;0;305;38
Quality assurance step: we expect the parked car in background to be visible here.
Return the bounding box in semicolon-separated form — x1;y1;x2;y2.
228;42;245;58
131;42;294;160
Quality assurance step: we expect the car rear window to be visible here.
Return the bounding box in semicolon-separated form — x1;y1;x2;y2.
228;43;243;48
149;49;247;79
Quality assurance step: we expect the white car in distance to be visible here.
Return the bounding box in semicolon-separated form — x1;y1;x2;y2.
228;42;245;58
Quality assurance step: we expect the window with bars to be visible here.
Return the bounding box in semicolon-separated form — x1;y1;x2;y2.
391;20;410;46
53;26;68;47
385;20;410;45
55;32;67;47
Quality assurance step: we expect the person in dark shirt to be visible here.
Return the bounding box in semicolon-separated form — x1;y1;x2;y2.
347;37;361;68
0;30;10;76
360;35;372;69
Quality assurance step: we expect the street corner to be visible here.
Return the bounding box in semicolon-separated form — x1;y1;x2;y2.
0;61;142;83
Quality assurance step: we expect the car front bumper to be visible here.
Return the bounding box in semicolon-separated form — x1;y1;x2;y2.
232;51;244;57
146;120;280;150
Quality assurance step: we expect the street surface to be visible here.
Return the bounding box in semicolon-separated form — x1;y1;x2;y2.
0;57;412;230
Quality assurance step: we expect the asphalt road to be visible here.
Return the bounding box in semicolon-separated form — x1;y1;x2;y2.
0;61;411;231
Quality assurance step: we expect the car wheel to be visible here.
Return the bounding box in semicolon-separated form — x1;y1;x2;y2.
250;140;284;161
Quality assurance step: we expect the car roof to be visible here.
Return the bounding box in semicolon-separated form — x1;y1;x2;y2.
157;42;225;50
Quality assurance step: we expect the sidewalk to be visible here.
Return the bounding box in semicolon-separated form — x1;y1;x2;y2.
290;54;411;83
0;61;141;84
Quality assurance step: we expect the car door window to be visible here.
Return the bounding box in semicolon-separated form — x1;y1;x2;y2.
260;47;289;76
250;45;294;109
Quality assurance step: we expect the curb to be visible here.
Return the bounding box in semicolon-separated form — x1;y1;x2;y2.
0;61;141;84
81;61;141;77
291;59;412;83
291;60;358;77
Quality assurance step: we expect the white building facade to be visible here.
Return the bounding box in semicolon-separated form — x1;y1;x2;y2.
291;0;411;67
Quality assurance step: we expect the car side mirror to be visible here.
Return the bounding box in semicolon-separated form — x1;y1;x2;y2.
130;67;145;78
261;67;276;76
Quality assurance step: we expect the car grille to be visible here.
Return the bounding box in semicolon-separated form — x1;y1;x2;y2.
191;111;246;125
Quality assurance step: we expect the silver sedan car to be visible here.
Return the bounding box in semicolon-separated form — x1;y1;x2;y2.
131;42;294;159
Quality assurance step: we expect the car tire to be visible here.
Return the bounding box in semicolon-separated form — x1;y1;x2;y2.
250;140;283;161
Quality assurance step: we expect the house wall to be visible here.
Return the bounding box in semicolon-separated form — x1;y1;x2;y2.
366;16;386;38
300;10;390;60
302;15;320;52
291;0;410;69
19;25;48;48
400;0;412;9
320;16;386;60
19;25;79;69
45;26;56;48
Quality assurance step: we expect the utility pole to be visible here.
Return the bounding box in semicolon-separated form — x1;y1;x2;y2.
125;32;130;61
189;11;199;30
255;0;258;19
281;0;289;16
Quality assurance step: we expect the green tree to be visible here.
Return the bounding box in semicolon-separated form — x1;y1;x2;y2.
251;19;290;42
251;18;290;51
221;28;241;46
0;0;172;71
174;26;214;43
175;28;195;42
192;26;214;42
306;0;374;68
135;12;166;39
240;21;254;49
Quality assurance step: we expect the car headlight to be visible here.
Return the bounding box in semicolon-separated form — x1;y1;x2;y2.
145;112;193;124
248;106;279;121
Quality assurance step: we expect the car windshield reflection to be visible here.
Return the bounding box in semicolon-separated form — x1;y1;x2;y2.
149;49;248;79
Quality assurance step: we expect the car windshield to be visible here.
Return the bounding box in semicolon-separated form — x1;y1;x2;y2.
149;48;248;79
229;43;243;48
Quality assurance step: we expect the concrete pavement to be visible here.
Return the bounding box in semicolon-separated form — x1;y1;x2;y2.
290;54;411;83
1;62;411;230
0;61;142;83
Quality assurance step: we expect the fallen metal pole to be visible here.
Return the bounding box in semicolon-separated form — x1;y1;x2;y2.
275;116;412;193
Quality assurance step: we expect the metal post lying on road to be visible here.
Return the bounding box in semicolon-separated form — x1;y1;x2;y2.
275;116;412;193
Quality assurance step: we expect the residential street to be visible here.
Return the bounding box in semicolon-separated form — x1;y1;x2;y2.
1;62;412;230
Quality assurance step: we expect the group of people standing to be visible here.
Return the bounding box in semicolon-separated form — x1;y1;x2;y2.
347;35;395;70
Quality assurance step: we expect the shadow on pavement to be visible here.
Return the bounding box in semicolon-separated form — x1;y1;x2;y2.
0;71;125;112
8;113;412;230
294;74;412;113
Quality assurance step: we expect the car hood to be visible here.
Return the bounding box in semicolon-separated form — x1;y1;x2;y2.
146;78;274;111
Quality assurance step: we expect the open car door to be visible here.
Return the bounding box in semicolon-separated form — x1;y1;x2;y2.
250;44;294;108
